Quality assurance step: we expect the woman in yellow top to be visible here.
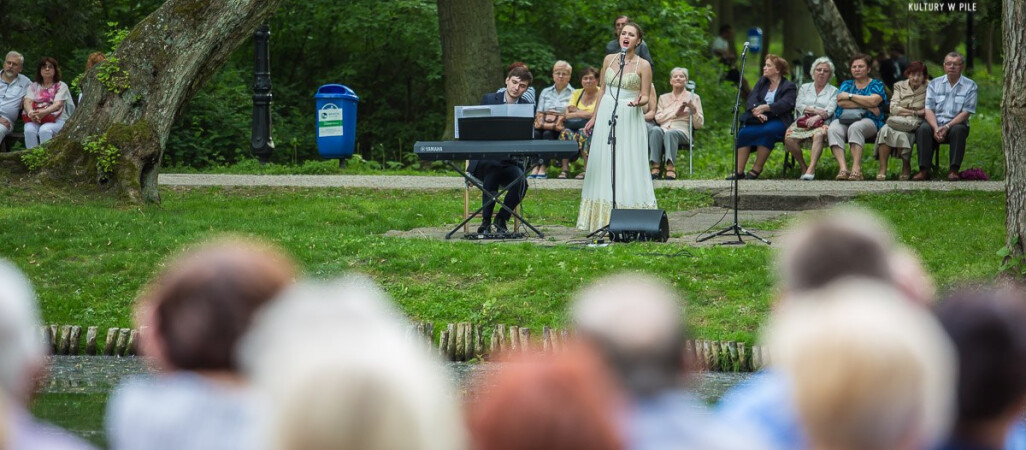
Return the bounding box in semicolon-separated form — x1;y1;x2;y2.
559;66;599;179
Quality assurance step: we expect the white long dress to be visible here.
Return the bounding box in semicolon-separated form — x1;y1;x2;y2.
577;67;658;232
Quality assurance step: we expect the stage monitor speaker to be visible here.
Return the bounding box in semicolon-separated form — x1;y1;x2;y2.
608;209;669;243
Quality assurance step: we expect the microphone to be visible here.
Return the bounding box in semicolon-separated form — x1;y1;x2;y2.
686;80;696;91
741;41;750;57
620;46;628;55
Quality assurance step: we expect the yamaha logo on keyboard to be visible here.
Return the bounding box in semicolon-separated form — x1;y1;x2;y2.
421;146;443;152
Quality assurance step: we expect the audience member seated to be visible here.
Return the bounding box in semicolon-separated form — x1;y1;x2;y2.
531;60;574;179
718;207;937;450
467;348;622;450
77;52;106;105
913;51;977;181
879;43;909;90
496;61;536;104
935;287;1026;450
1;51;30;148
650;67;704;180
0;259;95;449
874;61;928;181
105;238;296;450
783;57;837;180
827;54;886;181
573;273;769;450
240;276;467;450
710;25;751;98
560;66;599;179
767;279;955;450
728;54;796;180
23;57;74;149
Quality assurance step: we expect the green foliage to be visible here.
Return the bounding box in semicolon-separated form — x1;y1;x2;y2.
997;237;1026;277
105;22;130;49
82;134;121;175
21;146;50;171
95;56;130;94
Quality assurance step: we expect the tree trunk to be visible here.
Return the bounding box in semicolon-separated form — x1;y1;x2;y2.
801;0;861;81
437;0;502;141
1004;0;1026;273
0;0;284;204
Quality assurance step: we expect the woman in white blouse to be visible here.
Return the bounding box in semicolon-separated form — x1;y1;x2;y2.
784;57;838;180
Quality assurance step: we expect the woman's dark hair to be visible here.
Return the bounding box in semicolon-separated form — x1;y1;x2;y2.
141;239;296;372
579;66;599;81
849;53;874;69
765;54;790;77
621;21;644;44
904;60;929;79
936;288;1026;428
35;57;61;84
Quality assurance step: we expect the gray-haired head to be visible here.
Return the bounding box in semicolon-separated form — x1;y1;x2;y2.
670;67;689;78
0;260;46;399
571;273;687;397
945;51;965;66
809;56;834;79
239;275;467;450
5;51;24;66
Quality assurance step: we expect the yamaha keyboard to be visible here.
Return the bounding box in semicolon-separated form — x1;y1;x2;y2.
414;140;578;161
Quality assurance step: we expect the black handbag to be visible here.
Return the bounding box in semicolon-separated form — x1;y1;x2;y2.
565;118;589;130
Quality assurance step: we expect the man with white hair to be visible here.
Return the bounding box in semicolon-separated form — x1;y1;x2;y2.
0;51;31;144
571;273;766;450
0;259;94;449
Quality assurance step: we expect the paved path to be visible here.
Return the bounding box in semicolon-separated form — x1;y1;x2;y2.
159;174;1004;193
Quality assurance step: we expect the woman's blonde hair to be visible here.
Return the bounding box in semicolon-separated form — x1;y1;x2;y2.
766;279;955;450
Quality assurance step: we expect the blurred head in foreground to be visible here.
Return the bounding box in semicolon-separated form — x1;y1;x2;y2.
571;273;687;397
767;279;955;450
778;206;935;305
935;287;1026;449
136;237;296;374
239;276;466;450
467;348;623;450
0;259;47;401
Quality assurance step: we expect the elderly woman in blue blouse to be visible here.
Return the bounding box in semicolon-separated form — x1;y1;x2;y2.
827;54;887;181
784;57;838;180
728;55;797;180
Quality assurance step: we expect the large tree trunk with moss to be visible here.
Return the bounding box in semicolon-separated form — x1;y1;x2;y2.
437;0;502;140
1003;0;1026;275
783;0;823;70
0;0;284;203
802;0;860;81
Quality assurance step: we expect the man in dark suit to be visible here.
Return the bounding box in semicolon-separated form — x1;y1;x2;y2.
470;66;534;234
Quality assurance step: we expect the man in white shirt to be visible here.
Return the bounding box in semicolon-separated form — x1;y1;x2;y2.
913;51;978;181
0;51;31;144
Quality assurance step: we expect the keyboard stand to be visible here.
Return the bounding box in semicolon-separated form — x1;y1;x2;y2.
445;158;543;240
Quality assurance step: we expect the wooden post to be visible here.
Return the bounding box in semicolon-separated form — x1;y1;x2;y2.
702;340;713;371
104;328;118;356
710;341;721;371
473;324;483;358
128;330;139;356
508;326;519;352
57;325;71;355
727;342;739;372
49;325;59;353
497;324;507;352
542;326;551;352
39;326;50;353
69;326;82;355
453;323;465;361
426;322;435;345
85;327;98;356
446;323;457;361
115;328;130;356
752;345;763;370
738;342;749;372
439;330;450;358
490;325;501;354
518;327;530;352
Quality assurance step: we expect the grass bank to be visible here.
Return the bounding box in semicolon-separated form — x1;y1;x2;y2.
0;184;1004;343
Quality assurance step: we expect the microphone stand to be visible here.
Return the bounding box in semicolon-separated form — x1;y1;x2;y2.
686;81;695;176
698;42;770;245
587;49;628;241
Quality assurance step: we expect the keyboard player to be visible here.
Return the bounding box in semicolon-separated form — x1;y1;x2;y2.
469;66;535;233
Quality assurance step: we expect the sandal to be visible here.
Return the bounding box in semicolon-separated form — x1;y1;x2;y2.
726;172;745;180
848;171;863;181
575;171;586;180
746;170;761;180
651;167;661;179
835;170;850;180
875;173;887;181
665;170;677;181
558;170;569;179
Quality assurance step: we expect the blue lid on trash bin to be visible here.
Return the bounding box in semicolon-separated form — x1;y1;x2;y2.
315;84;359;101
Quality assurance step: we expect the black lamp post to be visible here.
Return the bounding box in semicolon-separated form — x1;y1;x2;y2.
251;23;274;163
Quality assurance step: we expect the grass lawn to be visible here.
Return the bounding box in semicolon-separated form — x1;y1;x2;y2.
0;184;1005;344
